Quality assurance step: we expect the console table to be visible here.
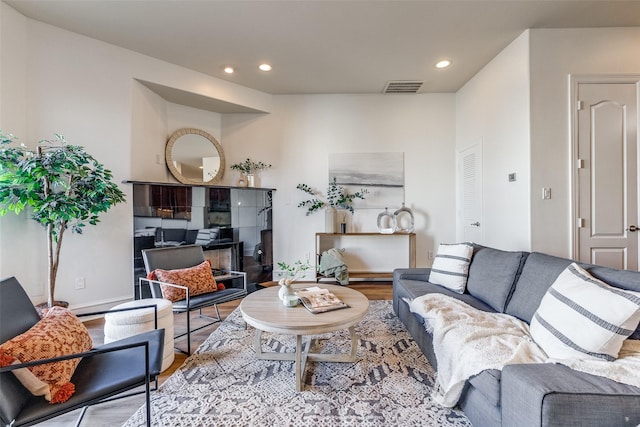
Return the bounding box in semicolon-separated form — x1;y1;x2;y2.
315;232;416;280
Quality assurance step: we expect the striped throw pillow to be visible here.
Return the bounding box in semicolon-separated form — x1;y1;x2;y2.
530;263;640;361
428;243;474;293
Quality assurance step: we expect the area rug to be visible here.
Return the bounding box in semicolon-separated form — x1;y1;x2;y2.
123;300;471;426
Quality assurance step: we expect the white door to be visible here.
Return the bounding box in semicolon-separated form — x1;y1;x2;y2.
575;82;638;270
458;143;483;243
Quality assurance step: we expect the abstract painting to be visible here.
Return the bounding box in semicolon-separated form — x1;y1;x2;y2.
329;152;404;208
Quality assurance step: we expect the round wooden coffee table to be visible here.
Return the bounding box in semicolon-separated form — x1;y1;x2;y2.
240;283;369;391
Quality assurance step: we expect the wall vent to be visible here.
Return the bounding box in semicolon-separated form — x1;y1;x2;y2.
383;80;424;94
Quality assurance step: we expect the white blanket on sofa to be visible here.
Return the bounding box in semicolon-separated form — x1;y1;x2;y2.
409;293;640;407
409;294;548;407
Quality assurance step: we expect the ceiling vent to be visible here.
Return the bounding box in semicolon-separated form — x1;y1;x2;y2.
383;80;424;94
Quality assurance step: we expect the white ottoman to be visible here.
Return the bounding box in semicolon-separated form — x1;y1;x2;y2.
104;298;174;372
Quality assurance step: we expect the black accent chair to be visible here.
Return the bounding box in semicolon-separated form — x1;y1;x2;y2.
140;245;247;355
0;276;164;427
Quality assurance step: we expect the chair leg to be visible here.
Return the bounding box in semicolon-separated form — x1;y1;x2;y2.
74;406;89;427
187;310;191;356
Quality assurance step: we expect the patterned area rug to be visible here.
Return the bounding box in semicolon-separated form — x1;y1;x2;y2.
123;300;471;426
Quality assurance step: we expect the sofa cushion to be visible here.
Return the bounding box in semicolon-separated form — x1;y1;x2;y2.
466;248;528;312
505;252;576;322
0;307;93;403
428;243;474;293
530;263;640;361
153;259;219;302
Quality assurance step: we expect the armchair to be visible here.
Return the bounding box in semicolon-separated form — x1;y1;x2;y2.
0;276;164;427
140;245;247;355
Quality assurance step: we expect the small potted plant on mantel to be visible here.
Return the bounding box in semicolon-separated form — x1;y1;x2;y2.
229;158;271;187
296;177;368;233
0;132;125;310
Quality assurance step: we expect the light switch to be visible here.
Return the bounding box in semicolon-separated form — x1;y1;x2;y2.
508;173;516;182
542;188;551;199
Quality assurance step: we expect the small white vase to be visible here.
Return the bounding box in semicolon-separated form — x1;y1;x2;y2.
246;174;255;187
278;279;299;307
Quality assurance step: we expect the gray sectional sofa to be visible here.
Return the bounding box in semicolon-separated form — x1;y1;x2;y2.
392;246;640;427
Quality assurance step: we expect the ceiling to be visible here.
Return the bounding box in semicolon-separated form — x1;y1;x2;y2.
5;0;640;95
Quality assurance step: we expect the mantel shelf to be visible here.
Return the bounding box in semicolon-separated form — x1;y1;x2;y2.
124;180;276;191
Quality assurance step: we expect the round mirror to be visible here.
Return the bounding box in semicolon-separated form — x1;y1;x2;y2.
165;128;225;185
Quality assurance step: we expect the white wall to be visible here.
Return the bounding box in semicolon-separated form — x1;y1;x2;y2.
0;6;455;306
455;31;531;250
222;94;457;276
529;28;640;257
0;5;271;310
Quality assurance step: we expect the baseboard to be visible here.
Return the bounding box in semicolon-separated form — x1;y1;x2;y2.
70;295;134;321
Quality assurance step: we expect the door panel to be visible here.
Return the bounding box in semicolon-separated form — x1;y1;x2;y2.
576;82;638;270
459;143;483;243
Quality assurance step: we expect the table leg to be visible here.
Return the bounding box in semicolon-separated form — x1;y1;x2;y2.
349;326;358;359
254;329;263;357
295;335;302;392
251;327;360;391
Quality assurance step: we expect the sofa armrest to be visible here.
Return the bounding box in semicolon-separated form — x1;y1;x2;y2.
501;363;640;427
393;268;432;283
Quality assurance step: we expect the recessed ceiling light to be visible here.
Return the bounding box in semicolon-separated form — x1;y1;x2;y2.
435;60;452;69
223;66;234;74
259;63;272;72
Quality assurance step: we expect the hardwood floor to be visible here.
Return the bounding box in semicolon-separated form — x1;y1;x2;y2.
38;282;392;426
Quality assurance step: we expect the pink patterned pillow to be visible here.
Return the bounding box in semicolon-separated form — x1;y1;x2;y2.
154;259;218;302
0;306;93;403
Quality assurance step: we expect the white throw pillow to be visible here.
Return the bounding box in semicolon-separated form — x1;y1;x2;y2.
428;243;474;293
530;263;640;361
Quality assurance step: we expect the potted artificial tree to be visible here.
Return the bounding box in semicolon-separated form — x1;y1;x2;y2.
0;132;125;309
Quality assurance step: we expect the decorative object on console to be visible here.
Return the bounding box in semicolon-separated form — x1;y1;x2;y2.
230;158;272;188
0;132;125;308
325;207;336;233
394;203;415;233
276;259;312;306
428;243;474;293
297;178;368;232
376;207;396;234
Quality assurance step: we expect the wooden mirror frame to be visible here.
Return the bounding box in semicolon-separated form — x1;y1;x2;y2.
165;128;225;185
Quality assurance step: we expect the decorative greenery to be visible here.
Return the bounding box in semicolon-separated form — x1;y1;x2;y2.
0;132;126;307
230;158;272;175
296;177;368;215
277;259;312;281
